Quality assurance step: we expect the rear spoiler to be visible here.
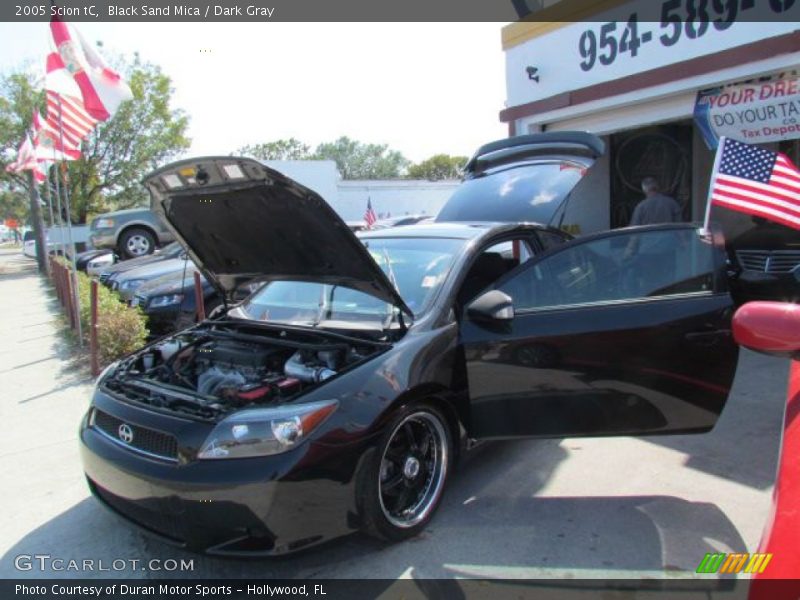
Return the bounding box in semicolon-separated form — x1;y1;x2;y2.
464;132;606;178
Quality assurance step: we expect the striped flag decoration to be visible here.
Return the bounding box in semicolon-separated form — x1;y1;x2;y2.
709;137;800;230
32;110;81;161
45;90;97;149
364;197;377;228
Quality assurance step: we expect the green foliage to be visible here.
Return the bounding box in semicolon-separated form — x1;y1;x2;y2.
236;138;312;161
0;55;190;224
58;265;149;368
313;136;409;179
0;188;29;225
407;154;467;181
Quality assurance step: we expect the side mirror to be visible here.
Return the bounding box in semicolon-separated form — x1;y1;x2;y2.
467;290;515;323
733;301;800;359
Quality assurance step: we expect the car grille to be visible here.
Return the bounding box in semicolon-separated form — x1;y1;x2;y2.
99;272;112;284
90;480;185;543
737;250;800;274
92;409;178;461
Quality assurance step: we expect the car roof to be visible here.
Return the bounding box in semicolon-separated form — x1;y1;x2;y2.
357;221;549;240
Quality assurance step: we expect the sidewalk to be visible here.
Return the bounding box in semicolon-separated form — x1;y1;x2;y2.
0;249;95;569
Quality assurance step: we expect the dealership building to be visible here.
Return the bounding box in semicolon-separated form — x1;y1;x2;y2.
500;4;800;235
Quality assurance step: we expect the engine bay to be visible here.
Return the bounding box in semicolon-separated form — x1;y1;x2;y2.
102;321;388;419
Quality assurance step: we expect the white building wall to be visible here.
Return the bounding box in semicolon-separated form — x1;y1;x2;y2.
336;180;460;222
263;160;340;204
262;159;460;222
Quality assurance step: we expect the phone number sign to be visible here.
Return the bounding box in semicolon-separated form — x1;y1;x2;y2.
504;0;800;111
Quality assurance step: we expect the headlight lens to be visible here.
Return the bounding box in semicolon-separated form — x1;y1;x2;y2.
119;278;144;291
198;400;338;459
95;218;115;228
149;293;184;307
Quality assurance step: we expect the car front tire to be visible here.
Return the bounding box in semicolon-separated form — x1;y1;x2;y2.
359;402;452;542
119;228;156;259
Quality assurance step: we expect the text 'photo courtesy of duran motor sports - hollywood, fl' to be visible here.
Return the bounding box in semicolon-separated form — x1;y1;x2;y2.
2;1;800;599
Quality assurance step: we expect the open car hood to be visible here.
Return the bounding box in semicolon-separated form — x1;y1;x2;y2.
143;157;413;317
436;131;605;225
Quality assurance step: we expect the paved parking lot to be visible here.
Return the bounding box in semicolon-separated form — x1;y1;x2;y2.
0;247;790;580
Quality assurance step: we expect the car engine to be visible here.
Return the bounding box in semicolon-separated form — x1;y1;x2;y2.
102;323;385;419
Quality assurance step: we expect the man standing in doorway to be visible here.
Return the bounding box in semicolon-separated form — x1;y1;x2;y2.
629;177;683;225
624;177;684;296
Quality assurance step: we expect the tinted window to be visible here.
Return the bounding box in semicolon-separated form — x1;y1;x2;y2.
537;230;568;251
499;228;717;310
242;237;463;323
436;161;587;224
457;238;534;305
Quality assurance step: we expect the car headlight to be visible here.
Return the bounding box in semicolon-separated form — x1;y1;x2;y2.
149;293;184;308
94;218;115;228
119;279;144;291
198;400;338;459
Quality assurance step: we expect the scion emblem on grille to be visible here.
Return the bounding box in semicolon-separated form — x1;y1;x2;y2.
118;423;134;444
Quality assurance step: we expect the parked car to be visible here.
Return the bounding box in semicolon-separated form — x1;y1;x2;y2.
732;301;800;581
21;231;38;258
716;212;800;304
89;208;175;259
97;241;184;286
23;226;92;258
76;248;115;273
131;269;261;337
131;268;219;336
86;252;116;276
108;256;193;303
80;134;741;556
371;214;434;230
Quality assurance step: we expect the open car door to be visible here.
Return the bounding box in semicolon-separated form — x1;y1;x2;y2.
460;224;739;439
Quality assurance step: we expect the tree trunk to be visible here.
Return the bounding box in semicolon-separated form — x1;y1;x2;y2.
27;171;50;276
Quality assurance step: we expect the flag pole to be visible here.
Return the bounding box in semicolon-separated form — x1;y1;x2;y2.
702;135;727;234
50;153;67;260
55;94;83;345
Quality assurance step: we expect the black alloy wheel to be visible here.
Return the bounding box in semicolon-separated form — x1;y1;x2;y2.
360;403;452;540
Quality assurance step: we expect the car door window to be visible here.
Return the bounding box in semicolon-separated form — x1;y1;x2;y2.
536;230;569;251
457;238;535;306
498;228;718;310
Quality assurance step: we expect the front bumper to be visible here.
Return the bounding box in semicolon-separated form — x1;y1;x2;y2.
80;393;363;555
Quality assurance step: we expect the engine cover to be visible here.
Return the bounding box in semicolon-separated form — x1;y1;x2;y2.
196;341;281;370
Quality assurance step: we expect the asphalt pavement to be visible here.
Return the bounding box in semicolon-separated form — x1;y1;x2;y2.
0;247;790;580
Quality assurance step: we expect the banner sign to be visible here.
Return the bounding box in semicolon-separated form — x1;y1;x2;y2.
694;75;800;150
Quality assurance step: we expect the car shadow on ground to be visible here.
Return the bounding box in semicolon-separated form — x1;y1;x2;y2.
643;350;789;491
0;438;746;580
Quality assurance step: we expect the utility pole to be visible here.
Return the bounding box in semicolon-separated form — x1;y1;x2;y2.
26;170;50;277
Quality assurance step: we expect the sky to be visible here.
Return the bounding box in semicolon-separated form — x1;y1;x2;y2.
0;22;509;163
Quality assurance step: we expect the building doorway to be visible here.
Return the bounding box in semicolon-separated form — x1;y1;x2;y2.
609;123;693;228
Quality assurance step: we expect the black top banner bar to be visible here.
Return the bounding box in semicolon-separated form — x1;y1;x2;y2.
1;0;797;22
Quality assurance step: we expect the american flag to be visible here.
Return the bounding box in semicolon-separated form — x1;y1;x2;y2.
710;137;800;230
5;134;38;174
45;90;97;149
364;197;377;228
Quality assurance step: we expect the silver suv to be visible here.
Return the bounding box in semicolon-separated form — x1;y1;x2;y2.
89;208;175;259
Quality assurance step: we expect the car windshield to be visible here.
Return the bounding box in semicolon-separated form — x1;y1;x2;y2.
240;237;463;327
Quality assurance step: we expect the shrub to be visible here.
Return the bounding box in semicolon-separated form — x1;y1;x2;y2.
71;269;149;368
